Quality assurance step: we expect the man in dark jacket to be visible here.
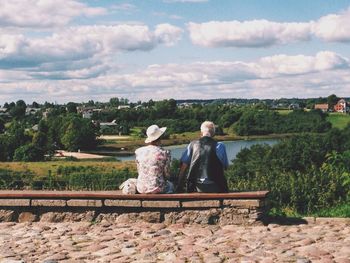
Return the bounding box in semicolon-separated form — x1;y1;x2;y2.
177;121;229;193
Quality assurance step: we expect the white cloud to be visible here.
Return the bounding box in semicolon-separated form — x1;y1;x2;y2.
258;51;349;76
0;0;106;28
1;51;349;103
312;8;350;42
188;20;311;47
155;24;183;46
0;24;183;78
188;7;350;47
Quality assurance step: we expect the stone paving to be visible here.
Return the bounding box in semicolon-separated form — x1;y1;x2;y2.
0;220;349;263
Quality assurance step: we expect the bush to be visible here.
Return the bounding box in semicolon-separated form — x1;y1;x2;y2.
0;169;34;189
13;144;45;162
234;109;331;136
226;132;350;214
62;168;136;190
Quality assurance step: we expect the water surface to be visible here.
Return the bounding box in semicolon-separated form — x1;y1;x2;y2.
117;139;278;163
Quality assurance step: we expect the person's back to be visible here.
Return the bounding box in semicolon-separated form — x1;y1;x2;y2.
135;124;174;194
177;121;229;193
186;136;228;192
136;144;170;193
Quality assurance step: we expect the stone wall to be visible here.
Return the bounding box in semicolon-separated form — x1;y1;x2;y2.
0;197;267;225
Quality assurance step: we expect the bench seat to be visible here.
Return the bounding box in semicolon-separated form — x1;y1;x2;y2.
0;190;269;200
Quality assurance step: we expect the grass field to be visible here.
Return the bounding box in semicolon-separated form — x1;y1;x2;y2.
0;160;136;177
327;113;350;129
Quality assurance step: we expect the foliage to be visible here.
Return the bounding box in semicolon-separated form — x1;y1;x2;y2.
312;203;350;218
0;163;136;191
0;169;35;189
327;113;350;130
61;115;98;151
9;100;26;119
0;117;4;133
226;127;350;214
234;109;331;136
13;144;45;162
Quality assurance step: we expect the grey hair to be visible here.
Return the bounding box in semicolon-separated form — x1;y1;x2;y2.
200;121;215;137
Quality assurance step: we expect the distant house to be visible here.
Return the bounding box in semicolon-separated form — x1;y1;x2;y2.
314;104;329;112
0;107;10;117
178;102;193;108
82;110;93;119
288;103;300;110
42;109;52;119
32;124;39;132
134;105;143;110
334;99;348;113
117;105;130;110
25;107;41;116
98;120;119;134
77;107;102;119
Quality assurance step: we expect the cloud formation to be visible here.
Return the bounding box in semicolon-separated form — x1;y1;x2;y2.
188;8;350;47
0;0;106;28
0;24;183;79
312;8;350;42
1;51;349;102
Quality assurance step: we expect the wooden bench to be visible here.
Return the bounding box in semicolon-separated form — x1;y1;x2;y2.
0;190;269;225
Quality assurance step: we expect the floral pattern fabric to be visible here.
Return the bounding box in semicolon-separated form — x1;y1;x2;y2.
135;145;171;194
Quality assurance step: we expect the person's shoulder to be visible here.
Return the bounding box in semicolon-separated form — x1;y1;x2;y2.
135;145;149;154
157;146;169;154
217;141;226;149
189;139;199;146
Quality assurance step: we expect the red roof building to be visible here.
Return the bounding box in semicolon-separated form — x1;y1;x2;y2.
315;103;329;112
334;99;348;113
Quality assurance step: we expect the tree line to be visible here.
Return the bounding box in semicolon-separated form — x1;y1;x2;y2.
0;97;336;162
226;125;350;214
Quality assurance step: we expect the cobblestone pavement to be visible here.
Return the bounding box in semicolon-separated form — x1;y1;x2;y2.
0;221;349;263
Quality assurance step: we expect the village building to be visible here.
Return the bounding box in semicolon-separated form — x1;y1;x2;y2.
25;107;41;116
334;99;349;113
77;107;103;119
117;105;130;110
288;103;300;110
0;107;10;117
314;103;329;112
96;120;119;134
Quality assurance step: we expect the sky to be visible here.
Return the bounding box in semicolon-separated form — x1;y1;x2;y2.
0;0;350;104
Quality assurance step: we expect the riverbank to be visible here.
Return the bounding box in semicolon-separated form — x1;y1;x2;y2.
92;132;294;157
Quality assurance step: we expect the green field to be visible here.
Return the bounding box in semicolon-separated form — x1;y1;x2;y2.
0;160;136;177
327;113;350;129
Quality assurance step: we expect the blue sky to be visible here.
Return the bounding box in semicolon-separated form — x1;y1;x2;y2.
0;0;350;104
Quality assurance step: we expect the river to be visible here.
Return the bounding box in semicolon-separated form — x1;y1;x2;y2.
117;138;278;163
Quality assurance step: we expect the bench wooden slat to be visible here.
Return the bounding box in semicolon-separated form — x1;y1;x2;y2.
0;190;269;200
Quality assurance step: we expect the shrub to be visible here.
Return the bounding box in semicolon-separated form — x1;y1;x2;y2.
13;144;45;162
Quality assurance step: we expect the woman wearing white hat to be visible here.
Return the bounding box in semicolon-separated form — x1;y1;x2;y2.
135;124;174;194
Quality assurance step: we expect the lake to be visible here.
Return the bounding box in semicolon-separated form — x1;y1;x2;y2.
117;138;278;163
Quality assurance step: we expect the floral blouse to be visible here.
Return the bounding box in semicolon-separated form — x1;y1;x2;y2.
135;145;171;194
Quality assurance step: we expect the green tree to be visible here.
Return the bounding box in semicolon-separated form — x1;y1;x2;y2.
31;101;40;108
109;97;120;107
327;94;339;109
13;144;44;161
61;116;98;151
66;102;77;114
0;117;5;133
9;100;26;119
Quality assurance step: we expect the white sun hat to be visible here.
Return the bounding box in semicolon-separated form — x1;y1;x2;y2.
145;125;167;143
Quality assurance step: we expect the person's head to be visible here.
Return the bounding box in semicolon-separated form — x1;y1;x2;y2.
200;121;215;137
145;124;167;145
